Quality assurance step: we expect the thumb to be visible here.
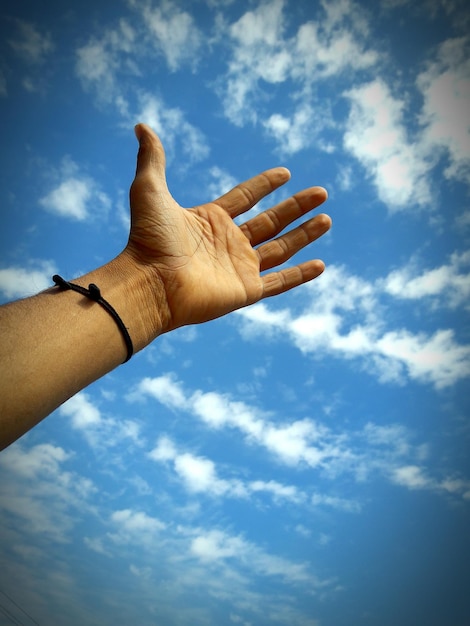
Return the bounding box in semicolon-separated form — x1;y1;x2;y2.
133;123;168;188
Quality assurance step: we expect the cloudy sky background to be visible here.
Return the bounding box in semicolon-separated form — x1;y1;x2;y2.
0;0;469;624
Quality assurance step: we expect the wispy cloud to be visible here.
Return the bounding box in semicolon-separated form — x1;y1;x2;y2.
75;18;137;105
217;0;379;128
189;527;313;584
263;103;329;156
0;260;56;299
75;9;209;164
40;157;110;221
135;0;203;71
391;464;470;499
108;508;166;546
206;166;238;200
60;392;143;450
149;435;305;503
9;20;54;64
133;92;209;163
417;36;470;184
134;374;342;470
382;250;470;308
235;264;470;389
343;79;432;209
131;373;470;501
0;443;96;542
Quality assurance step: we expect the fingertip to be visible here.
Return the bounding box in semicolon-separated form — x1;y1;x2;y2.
265;166;291;190
316;186;328;201
134;123;158;144
278;166;291;182
317;212;332;231
301;259;326;285
134;123;143;142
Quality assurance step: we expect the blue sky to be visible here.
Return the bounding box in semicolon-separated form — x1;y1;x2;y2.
0;0;469;624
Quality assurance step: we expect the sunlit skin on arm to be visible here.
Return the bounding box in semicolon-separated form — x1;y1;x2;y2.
0;124;331;450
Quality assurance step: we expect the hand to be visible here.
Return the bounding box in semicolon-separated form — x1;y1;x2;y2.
0;124;332;447
125;124;331;335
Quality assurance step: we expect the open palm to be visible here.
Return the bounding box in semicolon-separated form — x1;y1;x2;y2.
126;124;331;333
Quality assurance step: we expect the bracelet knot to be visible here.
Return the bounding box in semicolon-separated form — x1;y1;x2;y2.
52;274;133;363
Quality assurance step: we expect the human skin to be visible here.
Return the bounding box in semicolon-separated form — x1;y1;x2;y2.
0;124;331;450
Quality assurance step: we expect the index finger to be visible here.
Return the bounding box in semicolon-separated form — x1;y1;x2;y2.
213;167;291;218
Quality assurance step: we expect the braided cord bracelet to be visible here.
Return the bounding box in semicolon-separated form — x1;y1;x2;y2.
52;274;134;363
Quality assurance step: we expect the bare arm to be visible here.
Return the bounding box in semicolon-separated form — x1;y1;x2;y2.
0;124;331;450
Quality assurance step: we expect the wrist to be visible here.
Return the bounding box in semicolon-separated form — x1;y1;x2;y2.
77;253;170;355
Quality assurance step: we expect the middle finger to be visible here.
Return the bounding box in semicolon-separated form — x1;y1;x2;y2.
257;212;332;272
240;186;328;247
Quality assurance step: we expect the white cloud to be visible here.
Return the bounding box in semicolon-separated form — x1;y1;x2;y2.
149;436;301;502
336;165;354;190
235;263;470;389
390;461;470;498
109;508;166;545
138;1;202;71
137;378;391;483
129;563;152;579
249;480;302;503
0;443;70;480
40;157;110;221
140;378;347;475
418;36;470;183
383;251;470;308
136;374;470;502
190;529;247;561
376;328;470;389
343;79;432;209
136;375;188;410
206;166;238;200
262;419;327;467
148;435;178;462
263;104;327;155
217;0;379;132
229;0;285;49
60;392;143;449
75;14;208;165
0;260;56;299
362;422;413;457
84;536;111;556
60;393;102;430
0;443;96;541
9;20;54;64
133;92;209;163
293;5;378;81
191;389;263;432
111;508;165;532
76;18;137;103
174;453;229;494
40;178;92;220
311;493;361;513
190;528;312;583
391;464;432;489
216;0;287;124
76;40;116;99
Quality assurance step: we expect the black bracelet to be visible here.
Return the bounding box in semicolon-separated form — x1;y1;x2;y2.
52;274;134;363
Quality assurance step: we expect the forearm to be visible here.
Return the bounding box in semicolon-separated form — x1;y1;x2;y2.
0;124;331;450
0;253;165;450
